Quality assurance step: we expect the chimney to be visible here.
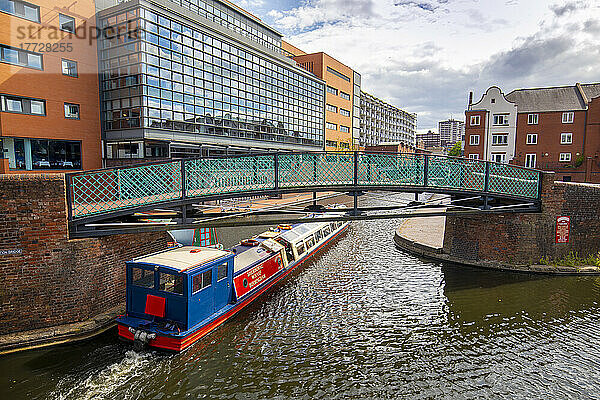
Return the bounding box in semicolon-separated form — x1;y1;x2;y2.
468;91;473;108
575;82;588;106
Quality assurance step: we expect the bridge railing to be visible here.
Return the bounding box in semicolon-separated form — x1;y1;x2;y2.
66;152;542;219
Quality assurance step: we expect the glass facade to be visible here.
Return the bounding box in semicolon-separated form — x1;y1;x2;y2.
99;4;325;156
2;137;81;170
167;0;282;53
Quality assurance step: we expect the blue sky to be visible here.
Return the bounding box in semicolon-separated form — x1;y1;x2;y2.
235;0;600;133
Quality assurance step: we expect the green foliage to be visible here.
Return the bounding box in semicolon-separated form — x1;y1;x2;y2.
538;252;600;267
448;141;462;157
574;155;585;168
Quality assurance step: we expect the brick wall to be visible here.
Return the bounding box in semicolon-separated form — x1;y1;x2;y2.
0;174;169;335
443;172;600;265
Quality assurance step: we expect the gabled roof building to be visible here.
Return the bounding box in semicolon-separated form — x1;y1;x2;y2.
464;82;600;183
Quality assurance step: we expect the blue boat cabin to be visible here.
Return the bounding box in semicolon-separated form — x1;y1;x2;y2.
125;247;235;332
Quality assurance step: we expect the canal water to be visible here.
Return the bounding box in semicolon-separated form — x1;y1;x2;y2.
2;194;600;399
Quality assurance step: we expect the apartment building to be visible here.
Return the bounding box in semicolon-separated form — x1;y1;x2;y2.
415;130;440;149
438;118;464;146
465;83;600;183
0;0;102;173
284;46;360;151
97;0;326;162
360;91;416;147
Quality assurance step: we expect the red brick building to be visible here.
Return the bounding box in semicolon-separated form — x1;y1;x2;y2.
465;83;600;183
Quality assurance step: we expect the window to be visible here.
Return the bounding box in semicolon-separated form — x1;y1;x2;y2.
560;132;572;144
562;112;574;123
1;95;45;115
339;142;350;149
325;140;337;148
12;138;81;169
295;242;305;256
192;269;212;293
469;135;480;146
526;134;538;145
326;66;351;82
492;134;508;145
326;122;337;130
326;103;337;113
559;152;571;162
340;125;350;133
217;263;228;281
468;154;479;160
525;153;536;168
305;235;315;249
340;108;350;117
314;230;323;242
528;114;538;125
326;86;338;95
64;103;80;119
59;14;75;33
493;114;509;126
492;153;506;163
340;92;350;101
0;0;40;22
470;115;480;126
0;44;42;69
61;59;78;77
159;273;184;294
131;268;154;288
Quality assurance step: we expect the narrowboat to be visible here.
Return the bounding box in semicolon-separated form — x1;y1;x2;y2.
117;217;350;351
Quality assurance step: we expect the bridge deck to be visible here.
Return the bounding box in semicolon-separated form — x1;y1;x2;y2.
66;152;542;232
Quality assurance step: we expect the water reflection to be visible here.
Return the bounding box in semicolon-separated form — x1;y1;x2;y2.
1;194;599;399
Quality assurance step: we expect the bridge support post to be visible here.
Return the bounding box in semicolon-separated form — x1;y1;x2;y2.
181;159;187;224
274;153;279;191
483;161;490;210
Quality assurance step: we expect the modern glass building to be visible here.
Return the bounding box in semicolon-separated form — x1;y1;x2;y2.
97;0;326;162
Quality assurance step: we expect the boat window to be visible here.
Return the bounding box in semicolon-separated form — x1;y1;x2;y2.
159;272;184;295
314;230;323;243
330;222;337;231
296;242;305;256
193;269;212;293
322;226;330;236
305;234;315;249
131;267;154;288
217;263;228;281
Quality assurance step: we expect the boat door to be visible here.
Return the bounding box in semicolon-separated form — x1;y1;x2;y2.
190;268;214;323
213;260;232;311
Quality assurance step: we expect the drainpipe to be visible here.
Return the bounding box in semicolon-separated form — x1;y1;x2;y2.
576;83;589;181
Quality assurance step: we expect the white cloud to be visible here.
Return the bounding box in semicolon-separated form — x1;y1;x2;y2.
257;0;600;130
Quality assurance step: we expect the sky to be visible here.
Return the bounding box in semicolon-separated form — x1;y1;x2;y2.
234;0;600;133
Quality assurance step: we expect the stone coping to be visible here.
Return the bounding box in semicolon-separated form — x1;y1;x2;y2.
0;304;124;355
394;230;600;275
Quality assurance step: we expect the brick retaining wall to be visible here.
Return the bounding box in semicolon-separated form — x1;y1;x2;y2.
0;174;169;335
443;172;600;265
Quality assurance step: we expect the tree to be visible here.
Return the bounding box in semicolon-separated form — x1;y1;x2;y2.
448;141;462;157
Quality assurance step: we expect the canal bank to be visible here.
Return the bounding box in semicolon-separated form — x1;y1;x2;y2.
3;196;600;399
394;216;600;275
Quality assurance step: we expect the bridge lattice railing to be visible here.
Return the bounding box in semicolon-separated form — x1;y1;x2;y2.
66;152;542;219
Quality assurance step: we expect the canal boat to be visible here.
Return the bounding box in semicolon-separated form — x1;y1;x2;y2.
117;217;350;351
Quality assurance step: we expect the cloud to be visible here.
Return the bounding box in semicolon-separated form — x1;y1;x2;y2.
267;0;376;31
484;36;571;79
550;1;588;17
263;0;600;130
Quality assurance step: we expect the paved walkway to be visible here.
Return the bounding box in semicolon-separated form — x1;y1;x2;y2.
396;215;446;250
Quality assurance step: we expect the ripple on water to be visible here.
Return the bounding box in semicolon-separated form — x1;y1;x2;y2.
3;193;600;399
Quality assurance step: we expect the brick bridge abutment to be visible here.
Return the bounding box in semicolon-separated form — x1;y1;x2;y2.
443;172;600;267
0;174;169;342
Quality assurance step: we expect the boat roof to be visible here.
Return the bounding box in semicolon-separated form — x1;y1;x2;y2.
132;246;232;273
